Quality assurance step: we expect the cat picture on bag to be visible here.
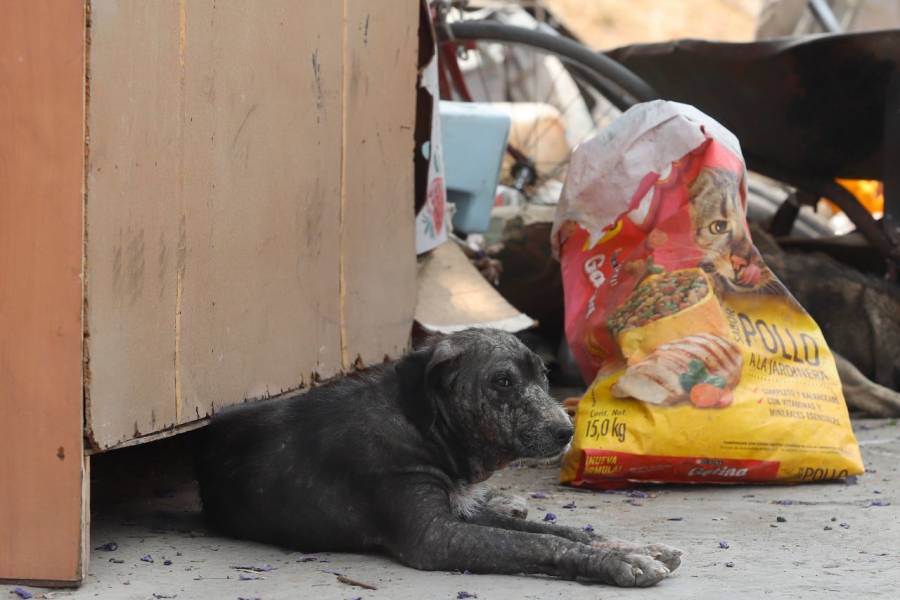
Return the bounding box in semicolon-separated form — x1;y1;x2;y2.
687;167;785;297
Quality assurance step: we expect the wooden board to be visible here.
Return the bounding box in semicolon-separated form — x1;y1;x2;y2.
85;1;418;449
0;0;87;583
341;0;419;366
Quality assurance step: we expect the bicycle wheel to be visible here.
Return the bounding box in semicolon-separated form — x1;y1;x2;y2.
438;20;657;200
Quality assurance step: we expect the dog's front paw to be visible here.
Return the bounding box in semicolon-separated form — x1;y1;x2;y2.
601;553;671;587
591;540;682;572
484;491;528;520
636;543;682;572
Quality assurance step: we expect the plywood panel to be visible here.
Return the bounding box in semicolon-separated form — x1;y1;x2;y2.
85;1;345;448
342;0;419;366
85;1;181;447
178;2;344;421
0;0;87;583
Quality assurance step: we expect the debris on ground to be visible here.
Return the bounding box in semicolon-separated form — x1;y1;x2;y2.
94;542;118;552
230;564;275;572
12;588;32;600
336;575;377;590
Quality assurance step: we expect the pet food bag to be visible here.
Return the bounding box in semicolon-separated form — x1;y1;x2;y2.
554;101;863;487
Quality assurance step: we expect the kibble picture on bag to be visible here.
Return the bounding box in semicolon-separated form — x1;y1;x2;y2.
553;101;864;488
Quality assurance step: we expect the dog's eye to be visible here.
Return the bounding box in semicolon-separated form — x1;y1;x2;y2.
493;374;513;389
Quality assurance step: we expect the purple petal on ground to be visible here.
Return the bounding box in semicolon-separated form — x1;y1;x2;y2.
718;541;730;549
238;573;261;581
627;490;649;499
773;500;794;505
12;588;32;599
868;499;891;507
140;554;154;563
163;559;173;566
562;501;576;509
845;475;858;485
543;512;557;522
152;594;177;599
582;524;594;533
457;592;477;599
530;491;548;499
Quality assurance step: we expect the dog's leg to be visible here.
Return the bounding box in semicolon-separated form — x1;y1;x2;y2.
464;506;681;571
834;352;900;417
384;493;673;586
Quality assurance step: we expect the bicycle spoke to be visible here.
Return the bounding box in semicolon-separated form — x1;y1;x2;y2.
474;43;493;103
526;90;588;154
521;51;570;153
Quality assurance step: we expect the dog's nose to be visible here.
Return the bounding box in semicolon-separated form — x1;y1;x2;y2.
553;423;574;446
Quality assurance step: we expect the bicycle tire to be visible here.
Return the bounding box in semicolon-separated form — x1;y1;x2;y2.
439;21;658;112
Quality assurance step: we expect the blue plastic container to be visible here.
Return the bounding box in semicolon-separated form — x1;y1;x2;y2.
439;101;510;234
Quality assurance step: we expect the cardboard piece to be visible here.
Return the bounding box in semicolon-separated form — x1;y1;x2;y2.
415;242;535;333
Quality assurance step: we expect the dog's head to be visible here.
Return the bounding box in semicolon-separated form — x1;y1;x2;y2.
396;328;573;482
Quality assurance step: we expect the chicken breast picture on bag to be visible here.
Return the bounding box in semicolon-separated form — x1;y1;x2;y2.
611;333;743;408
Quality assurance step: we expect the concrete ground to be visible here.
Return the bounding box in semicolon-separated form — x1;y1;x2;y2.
4;419;897;600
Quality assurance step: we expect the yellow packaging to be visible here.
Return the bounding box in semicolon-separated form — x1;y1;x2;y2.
555;104;863;487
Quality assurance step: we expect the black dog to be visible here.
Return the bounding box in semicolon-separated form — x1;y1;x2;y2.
196;329;680;586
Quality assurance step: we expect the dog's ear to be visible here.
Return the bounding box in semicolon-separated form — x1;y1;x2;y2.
411;321;447;350
395;338;461;431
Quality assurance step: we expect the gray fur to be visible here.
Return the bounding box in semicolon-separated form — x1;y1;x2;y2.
751;225;900;415
196;328;681;586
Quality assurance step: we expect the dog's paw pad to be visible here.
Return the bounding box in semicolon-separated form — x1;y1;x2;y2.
609;554;671;587
640;543;683;572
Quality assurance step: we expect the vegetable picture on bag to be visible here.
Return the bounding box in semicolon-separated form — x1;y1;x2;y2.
554;101;863;487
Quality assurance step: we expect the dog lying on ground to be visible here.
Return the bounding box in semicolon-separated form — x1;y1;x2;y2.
196;328;681;586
